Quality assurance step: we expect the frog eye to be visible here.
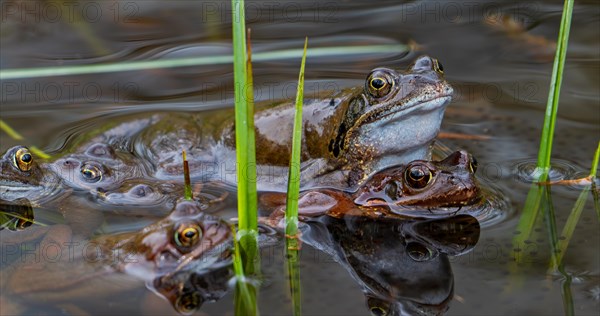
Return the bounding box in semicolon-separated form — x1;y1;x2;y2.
174;222;202;251
80;164;102;183
13;147;33;172
366;69;396;99
469;155;478;173
366;296;390;316
433;58;444;74
406;242;436;262
404;164;433;189
174;292;201;315
370;306;388;316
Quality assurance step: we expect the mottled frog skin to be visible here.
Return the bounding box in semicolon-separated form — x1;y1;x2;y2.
138;55;452;191
259;151;480;224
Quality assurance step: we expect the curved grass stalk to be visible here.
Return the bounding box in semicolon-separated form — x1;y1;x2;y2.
0;45;407;80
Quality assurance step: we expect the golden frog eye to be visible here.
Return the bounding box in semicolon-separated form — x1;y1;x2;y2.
366;69;395;99
13;147;33;172
174;223;202;250
174;292;201;315
80;164;102;183
433;58;444;74
370;306;388;316
404;164;433;190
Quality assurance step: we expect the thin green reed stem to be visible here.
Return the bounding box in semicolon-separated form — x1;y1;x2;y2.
542;187;574;316
285;38;308;316
511;0;575;265
536;0;574;174
245;28;258;235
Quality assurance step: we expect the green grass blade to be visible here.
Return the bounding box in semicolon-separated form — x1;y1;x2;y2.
511;0;575;265
232;226;258;316
285;37;307;244
541;187;574;316
0;45;407;80
0;119;24;140
232;0;259;314
551;141;600;269
536;0;574;174
590;141;600;178
1;120;51;159
284;37;308;316
245;28;258;234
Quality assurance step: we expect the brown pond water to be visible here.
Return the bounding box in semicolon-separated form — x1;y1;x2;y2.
1;1;599;315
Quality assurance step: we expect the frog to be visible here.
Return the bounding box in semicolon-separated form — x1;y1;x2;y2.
0;199;232;314
0;146;63;203
259;150;481;226
43;117;156;192
46;142;149;192
135;55;452;191
265;214;480;316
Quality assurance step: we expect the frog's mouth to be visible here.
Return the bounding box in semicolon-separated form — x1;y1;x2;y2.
0;177;63;203
372;94;453;124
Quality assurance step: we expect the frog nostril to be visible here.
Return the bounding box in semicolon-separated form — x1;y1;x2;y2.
448;176;458;185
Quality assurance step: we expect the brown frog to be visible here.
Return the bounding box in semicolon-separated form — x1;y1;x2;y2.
44;117;155;192
0;146;63;203
260;150;480;225
137;55;452;190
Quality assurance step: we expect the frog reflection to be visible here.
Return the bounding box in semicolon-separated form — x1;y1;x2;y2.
293;215;480;316
0;198;34;231
150;265;233;315
0;199;232;313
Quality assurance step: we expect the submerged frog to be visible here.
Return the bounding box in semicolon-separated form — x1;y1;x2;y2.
260;150;480;224
42;118;156;192
0;199;232;314
47;142;148;192
137;55;452;190
0;146;63;203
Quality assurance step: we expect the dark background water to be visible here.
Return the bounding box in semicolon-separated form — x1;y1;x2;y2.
1;1;599;315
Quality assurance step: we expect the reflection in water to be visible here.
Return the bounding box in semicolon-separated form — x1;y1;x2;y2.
0;199;233;314
300;215;480;315
150;265;233;315
0;198;34;231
